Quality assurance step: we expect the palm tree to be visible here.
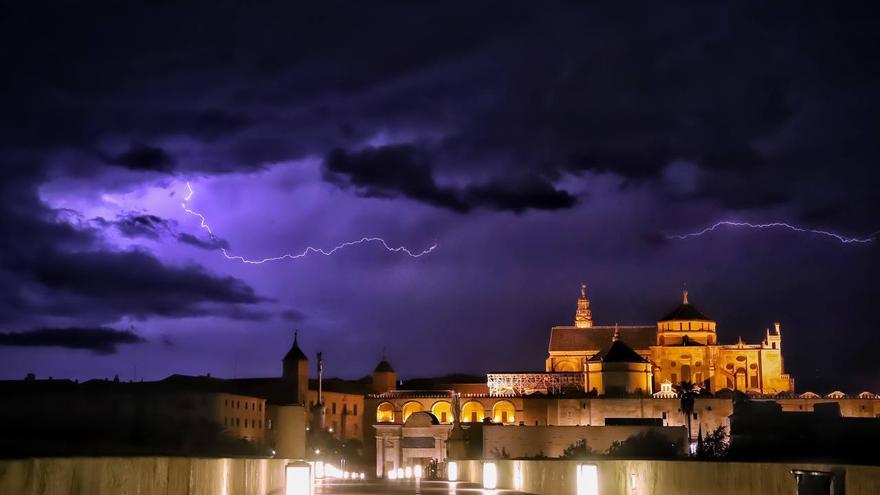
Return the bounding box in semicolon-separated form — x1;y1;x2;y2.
675;381;698;444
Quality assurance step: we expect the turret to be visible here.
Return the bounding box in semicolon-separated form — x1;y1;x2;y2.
764;321;782;350
574;283;593;328
282;330;309;404
371;355;397;394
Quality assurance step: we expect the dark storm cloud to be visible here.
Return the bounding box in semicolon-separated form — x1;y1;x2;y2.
93;212;231;251
0;164;265;325
0;327;146;355
324;145;577;213
108;213;171;239
104;144;176;173
175;232;230;251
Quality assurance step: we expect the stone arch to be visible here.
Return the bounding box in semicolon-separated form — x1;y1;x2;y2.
431;400;454;424
461;400;485;423
681;364;692;383
492;400;516;424
555;359;579;372
376;401;395;423
401;401;423;422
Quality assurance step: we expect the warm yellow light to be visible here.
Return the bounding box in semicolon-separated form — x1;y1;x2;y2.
513;461;523;490
285;462;313;495
388;469;397;480
448;462;458;482
404;466;413;479
483;462;497;489
576;464;598;495
314;461;324;479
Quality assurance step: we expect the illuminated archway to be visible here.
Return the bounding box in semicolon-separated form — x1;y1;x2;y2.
461;401;485;423
402;401;423;422
431;401;454;424
492;400;516;424
376;402;395;423
555;360;578;372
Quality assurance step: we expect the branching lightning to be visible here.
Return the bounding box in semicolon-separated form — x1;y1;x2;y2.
667;221;878;244
180;182;437;264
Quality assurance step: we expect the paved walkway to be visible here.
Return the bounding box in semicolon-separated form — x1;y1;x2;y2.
315;479;534;494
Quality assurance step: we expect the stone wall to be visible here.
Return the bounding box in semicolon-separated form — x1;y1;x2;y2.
0;457;290;495
482;424;687;458
456;459;880;495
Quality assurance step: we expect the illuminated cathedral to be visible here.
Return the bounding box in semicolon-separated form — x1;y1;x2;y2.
490;284;794;396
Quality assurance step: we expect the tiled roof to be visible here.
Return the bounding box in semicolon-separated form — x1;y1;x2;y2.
549;325;656;353
660;303;712;322
600;340;650;363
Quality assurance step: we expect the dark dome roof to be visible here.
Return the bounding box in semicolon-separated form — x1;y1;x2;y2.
660;303;712;322
374;359;395;373
601;339;649;363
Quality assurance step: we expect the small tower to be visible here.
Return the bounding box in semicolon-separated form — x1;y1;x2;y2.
765;322;782;350
575;283;593;328
282;330;309;404
371;353;397;394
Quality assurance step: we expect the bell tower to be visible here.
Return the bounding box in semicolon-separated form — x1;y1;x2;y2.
575;283;593;328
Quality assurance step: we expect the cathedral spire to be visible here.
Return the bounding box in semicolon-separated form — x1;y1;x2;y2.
575;283;593;328
683;289;689;304
613;324;620;342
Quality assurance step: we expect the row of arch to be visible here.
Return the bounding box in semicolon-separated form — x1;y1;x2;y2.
376;400;516;424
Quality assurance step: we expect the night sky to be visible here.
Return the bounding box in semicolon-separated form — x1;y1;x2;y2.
1;2;878;393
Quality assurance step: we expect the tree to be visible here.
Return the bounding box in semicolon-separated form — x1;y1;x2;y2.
561;439;595;459
697;425;729;459
674;381;698;441
607;430;681;458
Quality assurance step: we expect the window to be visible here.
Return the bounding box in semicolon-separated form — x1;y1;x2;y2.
237;400;240;408
402;401;424;422
225;399;228;407
772;342;777;349
671;373;677;384
236;418;240;427
693;412;698;420
662;412;667;419
750;376;759;388
376;402;395;422
259;420;262;428
332;402;337;414
354;404;358;415
224;417;228;426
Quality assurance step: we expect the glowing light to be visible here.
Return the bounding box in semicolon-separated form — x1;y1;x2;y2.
448;461;458;482
576;464;598;495
414;465;422;479
285;462;313;495
181;182;437;263
404;466;412;479
667;221;877;245
359;472;365;480
513;462;523;490
388;469;397;480
314;462;324;479
396;468;404;480
483;462;497;489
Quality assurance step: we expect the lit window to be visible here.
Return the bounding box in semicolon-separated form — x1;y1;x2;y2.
376;402;395;422
402;401;423;422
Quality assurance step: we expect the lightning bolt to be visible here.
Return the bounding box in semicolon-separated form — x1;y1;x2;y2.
180;182;437;263
667;221;878;244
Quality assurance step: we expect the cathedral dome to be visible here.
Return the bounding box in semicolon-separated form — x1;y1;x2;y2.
659;290;711;322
